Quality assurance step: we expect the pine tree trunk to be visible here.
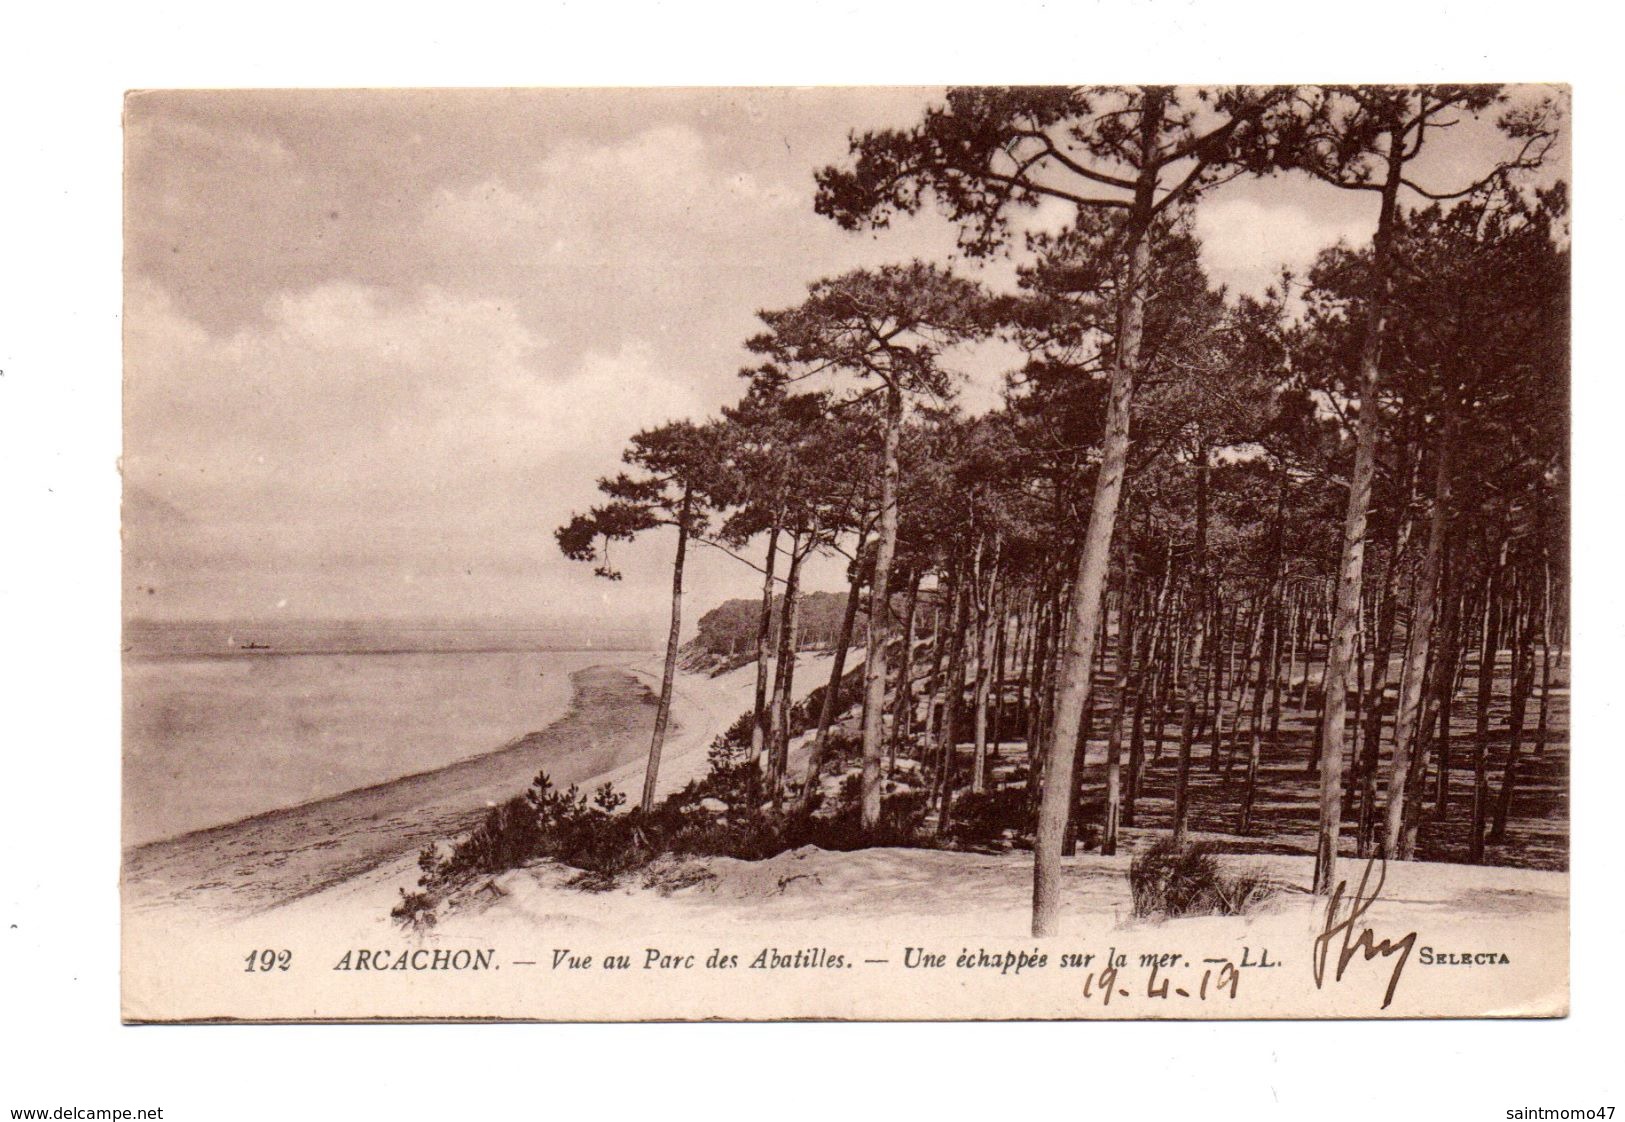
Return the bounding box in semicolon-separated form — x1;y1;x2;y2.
1266;599;1287;759
768;536;804;797
1314;421;1376;888
1286;599;1301;705
1094;587;1111;684
1239;470;1288;835
1430;582;1464;823
1173;451;1210;844
990;590;1009;759
751;523;781;760
1345;615;1367;818
641;488;691;813
1223;599;1262;778
1534;556;1553;757
935;572;970;834
860;383;904;830
1124;545;1174;829
972;544;998;793
1385;419;1450;856
1014;595;1032;744
1220;602;1244;777
1491;575;1536;841
923;572;950;749
800;538;870;805
889;566;921;770
1232;602;1266;833
1154;597;1184;765
1064;573;1110;856
1226;601;1245;705
1029;578;1068;813
1031;136;1156;934
1297;594;1316;711
1126;656;1156;827
1356;492;1412;856
1313;128;1405;895
1308;622;1331;776
1026;590;1052;761
1397;637;1437;860
1101;575;1134;856
1470;545;1504;863
1206;591;1226;772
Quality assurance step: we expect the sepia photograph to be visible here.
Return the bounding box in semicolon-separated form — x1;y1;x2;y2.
117;83;1573;1023
9;0;1625;1112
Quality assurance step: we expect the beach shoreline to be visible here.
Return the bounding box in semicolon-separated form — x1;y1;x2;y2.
122;652;839;925
122;645;638;847
122;662;667;916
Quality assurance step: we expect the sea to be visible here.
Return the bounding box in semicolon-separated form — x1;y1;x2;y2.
122;620;653;849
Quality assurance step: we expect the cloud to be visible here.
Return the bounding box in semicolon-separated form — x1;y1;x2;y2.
1195;189;1376;297
125;111;295;169
549;341;707;456
422;122;803;309
118;92;1042;623
127;279;544;497
123;274;718;619
121;120;809;621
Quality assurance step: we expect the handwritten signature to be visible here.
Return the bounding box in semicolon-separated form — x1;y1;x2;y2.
1311;855;1417;1010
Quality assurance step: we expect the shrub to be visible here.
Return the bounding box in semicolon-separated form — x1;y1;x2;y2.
391;887;437;932
834;771;863;809
696;730;767;810
716;709;755;750
405;769;655;903
785;777;929;851
394;707;947;928
1128;838;1280;919
946;787;1031;848
1209;867;1280;915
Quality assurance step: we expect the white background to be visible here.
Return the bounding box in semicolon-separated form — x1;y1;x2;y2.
1;3;1619;1119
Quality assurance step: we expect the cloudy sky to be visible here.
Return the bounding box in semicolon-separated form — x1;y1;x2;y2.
123;87;1565;633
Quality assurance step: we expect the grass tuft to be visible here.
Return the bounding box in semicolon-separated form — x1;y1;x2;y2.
1128;838;1281;919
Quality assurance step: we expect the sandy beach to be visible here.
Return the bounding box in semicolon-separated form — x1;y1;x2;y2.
121;645;622;848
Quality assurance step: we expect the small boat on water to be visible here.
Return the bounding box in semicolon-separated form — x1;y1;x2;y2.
240;641;271;651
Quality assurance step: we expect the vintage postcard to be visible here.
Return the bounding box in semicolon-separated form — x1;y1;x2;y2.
122;85;1569;1022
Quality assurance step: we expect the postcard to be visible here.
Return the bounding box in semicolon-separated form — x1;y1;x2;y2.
122;85;1569;1021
